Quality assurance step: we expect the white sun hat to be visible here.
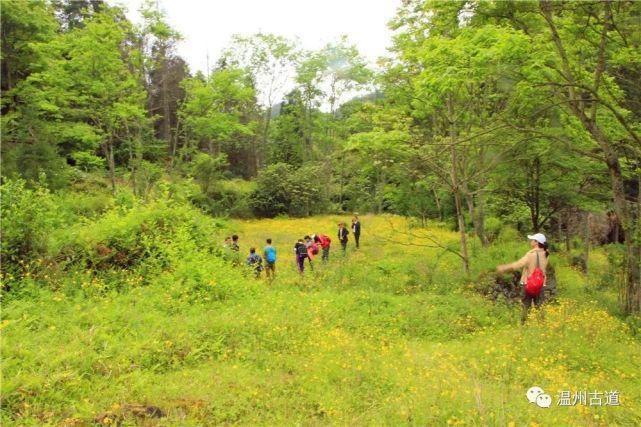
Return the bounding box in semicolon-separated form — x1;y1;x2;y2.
527;233;547;244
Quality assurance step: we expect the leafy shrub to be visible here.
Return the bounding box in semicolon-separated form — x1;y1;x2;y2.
191;153;228;194
341;175;373;213
484;216;502;243
592;244;625;289
288;164;323;217
497;224;520;243
133;160;163;200
0;179;63;275
1;141;70;189
71;151;105;171
190;180;254;218
249;163;292;217
50;200;223;277
249;162;327;217
55;191;114;219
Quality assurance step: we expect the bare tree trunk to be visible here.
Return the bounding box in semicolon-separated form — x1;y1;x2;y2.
338;155;345;211
161;58;171;147
103;135;116;195
433;188;443;221
258;106;272;173
448;95;470;276
378;168;386;214
170;121;181;169
453;189;470;275
475;190;489;247
583;212;591;277
475;145;489;246
564;212;571;252
129;135;137;197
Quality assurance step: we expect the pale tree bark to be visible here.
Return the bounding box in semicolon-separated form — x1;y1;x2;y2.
102;135;116;195
448;94;470;276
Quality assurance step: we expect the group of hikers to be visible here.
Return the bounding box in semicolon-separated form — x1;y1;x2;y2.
224;217;550;322
223;215;362;279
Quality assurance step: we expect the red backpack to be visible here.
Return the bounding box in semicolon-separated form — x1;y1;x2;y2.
319;235;331;248
310;243;320;255
525;252;545;297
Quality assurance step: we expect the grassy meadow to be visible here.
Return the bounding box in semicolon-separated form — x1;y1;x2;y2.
2;212;640;426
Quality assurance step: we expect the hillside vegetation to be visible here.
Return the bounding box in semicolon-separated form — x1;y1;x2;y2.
2;184;639;425
2;0;640;424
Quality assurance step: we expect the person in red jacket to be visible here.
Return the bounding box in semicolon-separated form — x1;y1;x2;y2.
313;234;332;262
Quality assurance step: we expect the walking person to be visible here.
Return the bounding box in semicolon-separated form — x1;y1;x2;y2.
294;239;308;274
304;235;318;271
496;233;550;323
337;223;349;254
263;238;277;280
246;247;264;278
314;234;332;262
352;215;361;249
230;234;240;266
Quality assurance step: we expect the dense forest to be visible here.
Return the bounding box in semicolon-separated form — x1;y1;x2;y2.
1;0;639;314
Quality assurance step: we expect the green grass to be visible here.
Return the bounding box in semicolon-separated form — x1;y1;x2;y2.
2;214;640;426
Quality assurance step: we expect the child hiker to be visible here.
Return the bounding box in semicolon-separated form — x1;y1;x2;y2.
246;247;264;278
231;234;240;266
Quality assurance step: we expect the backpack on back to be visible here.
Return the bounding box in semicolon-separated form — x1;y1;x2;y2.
319;235;331;248
265;246;277;263
296;244;307;258
525;252;545;297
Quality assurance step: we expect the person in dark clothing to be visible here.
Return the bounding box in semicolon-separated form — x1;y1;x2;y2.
337;223;349;254
246;247;264;278
351;215;361;249
294;239;308;274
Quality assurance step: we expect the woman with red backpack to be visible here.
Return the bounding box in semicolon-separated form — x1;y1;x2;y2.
496;233;549;323
313;234;332;262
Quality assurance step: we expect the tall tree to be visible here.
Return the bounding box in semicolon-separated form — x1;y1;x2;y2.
465;0;640;313
220;33;300;173
1;0;57;95
387;15;532;271
137;0;186;163
178;68;257;176
51;0;104;31
1;1;61;185
13;8;147;193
